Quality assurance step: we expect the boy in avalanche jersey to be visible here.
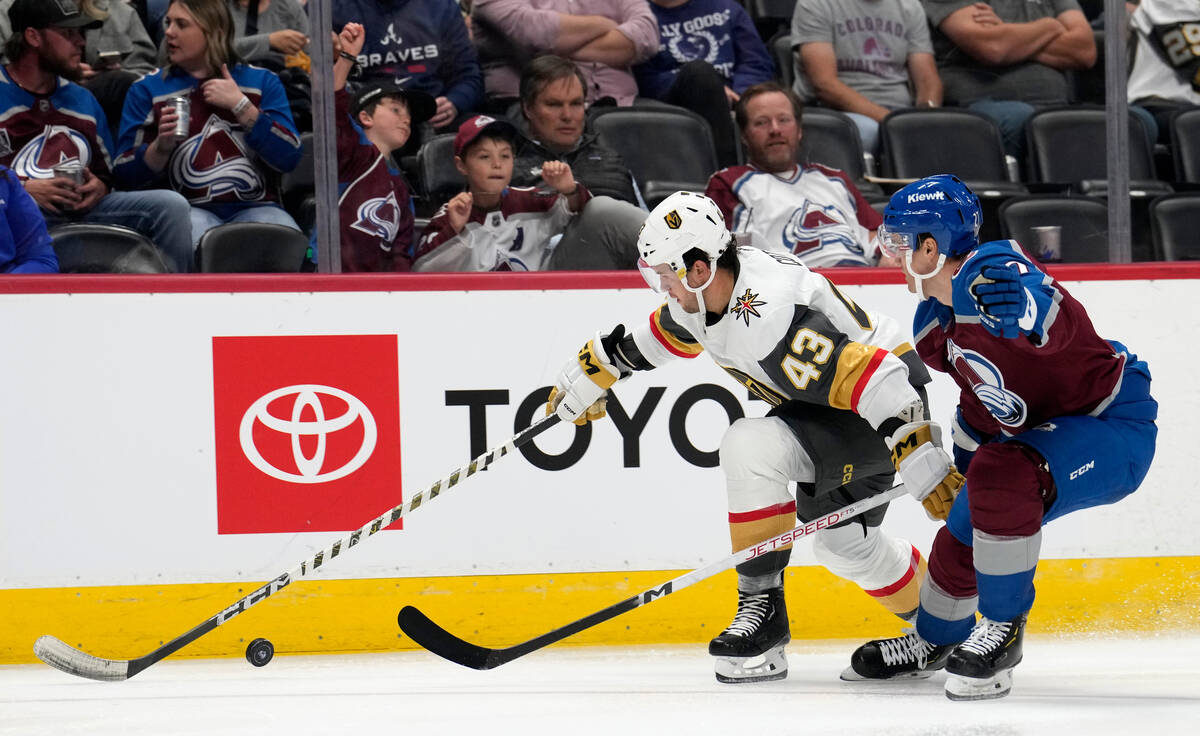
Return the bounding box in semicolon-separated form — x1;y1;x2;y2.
412;114;589;272
333;23;430;271
844;175;1158;701
547;191;966;683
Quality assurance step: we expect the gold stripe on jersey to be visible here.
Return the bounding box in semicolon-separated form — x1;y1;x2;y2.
893;342;915;358
650;306;703;358
720;365;787;406
823;278;873;330
828;343;887;411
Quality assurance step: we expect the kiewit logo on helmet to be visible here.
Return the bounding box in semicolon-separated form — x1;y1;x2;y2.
212;335;402;534
907;191;946;204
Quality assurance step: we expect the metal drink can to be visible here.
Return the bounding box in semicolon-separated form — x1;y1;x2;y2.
51;162;84;187
168;96;191;140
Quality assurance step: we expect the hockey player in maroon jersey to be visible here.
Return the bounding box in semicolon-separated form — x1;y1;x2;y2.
413;114;596;272
331;22;430;271
844;175;1158;700
546;191;965;683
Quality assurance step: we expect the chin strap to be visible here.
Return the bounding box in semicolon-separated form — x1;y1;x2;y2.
906;250;947;301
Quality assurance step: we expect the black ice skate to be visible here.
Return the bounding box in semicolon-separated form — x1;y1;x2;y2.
840;628;952;681
944;613;1027;701
708;587;790;683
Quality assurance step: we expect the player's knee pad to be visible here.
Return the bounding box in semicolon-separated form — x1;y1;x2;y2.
965;442;1050;537
811;524;915;592
720;417;810;511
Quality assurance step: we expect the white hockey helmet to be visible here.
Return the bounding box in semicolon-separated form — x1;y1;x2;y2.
636;191;730;294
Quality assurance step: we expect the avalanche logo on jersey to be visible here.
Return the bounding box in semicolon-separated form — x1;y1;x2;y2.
781;202;864;256
169;115;265;203
731;288;766;326
351;191;403;247
946;339;1027;429
9;124;92;179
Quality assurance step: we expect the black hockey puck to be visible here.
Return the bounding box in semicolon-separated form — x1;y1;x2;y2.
245;637;274;667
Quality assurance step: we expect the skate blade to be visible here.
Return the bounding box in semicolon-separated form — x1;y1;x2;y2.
839;665;936;682
944;669;1014;701
714;647;788;684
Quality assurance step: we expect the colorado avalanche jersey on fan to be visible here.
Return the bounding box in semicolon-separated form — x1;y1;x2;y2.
333;89;414;272
705;163;881;267
629;246;929;426
914;240;1127;438
0;66;116;184
114;65;302;218
412;185;591;271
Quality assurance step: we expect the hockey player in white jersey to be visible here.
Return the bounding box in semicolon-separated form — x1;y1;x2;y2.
547;191;965;682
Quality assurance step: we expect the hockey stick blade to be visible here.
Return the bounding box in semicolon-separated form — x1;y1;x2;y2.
399;484;909;670
34;414;561;681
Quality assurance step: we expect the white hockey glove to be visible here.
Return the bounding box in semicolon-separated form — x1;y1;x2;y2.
887;421;965;521
546;332;622;426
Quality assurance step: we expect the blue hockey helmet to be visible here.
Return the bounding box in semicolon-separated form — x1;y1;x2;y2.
879;174;982;258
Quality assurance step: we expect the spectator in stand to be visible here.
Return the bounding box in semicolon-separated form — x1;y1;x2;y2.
1127;0;1200;145
115;0;302;248
81;0;160;141
0;164;58;273
413;114;594;271
512;55;645;207
332;0;483;132
0;0;193;271
920;0;1096;161
227;0;308;70
705;82;894;268
790;0;942;155
227;0;313;131
635;0;775;168
471;0;659;108
332;22;430;271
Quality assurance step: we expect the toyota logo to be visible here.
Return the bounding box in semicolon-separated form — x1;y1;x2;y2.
239;384;377;484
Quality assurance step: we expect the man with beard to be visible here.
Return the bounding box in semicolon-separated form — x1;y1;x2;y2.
704;81;894;269
0;0;192;272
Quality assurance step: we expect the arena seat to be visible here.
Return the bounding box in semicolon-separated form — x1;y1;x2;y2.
997;195;1110;263
195;222;310;273
1025;107;1169;195
280;131;315;236
797;107;884;203
880;108;1026;243
1169;108;1200;185
772;33;794;89
49;223;172;274
745;0;798;43
590;105;718;209
416;133;464;213
1150;193;1200;260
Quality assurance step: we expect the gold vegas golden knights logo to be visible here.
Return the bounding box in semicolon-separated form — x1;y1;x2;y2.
664;210;682;229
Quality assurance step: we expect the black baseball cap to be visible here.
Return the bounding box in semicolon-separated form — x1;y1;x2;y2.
8;0;103;33
351;83;436;124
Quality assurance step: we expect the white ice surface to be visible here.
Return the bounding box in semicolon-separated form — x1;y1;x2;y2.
3;636;1198;735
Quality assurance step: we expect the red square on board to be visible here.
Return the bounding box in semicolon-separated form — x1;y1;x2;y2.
212;335;402;534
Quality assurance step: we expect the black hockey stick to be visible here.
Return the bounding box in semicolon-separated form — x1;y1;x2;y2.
34;414;561;681
398;483;909;670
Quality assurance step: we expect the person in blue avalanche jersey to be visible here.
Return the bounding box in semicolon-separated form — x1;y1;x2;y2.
842;174;1158;701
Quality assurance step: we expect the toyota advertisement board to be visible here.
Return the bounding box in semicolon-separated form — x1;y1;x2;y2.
0;275;1195;591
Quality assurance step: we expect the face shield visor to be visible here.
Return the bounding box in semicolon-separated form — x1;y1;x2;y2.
638;258;686;294
877;224;919;259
